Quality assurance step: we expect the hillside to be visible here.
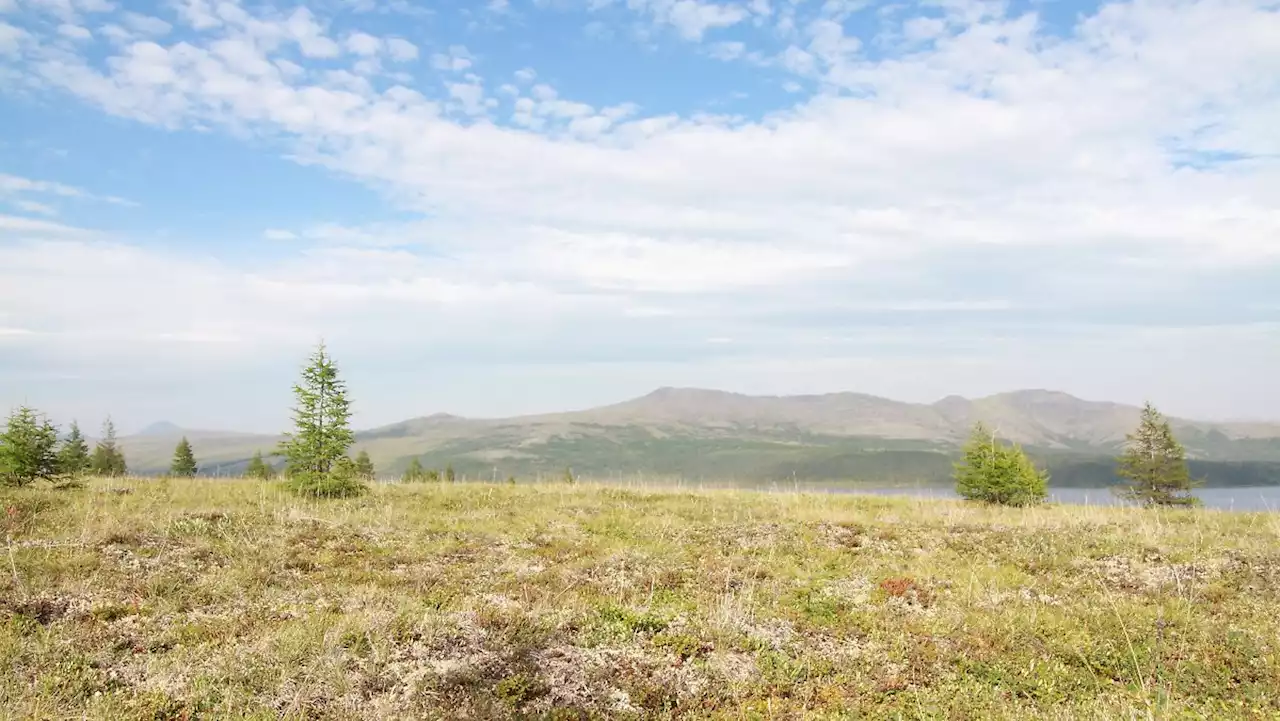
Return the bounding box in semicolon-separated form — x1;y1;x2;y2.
115;388;1280;484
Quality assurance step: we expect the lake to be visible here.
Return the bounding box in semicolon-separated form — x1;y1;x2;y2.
809;484;1280;512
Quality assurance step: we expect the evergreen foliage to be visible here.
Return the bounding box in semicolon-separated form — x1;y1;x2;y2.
90;417;128;477
402;457;427;482
0;406;61;487
444;464;456;483
953;423;1048;506
1115;402;1200;507
277;343;362;498
278;343;355;477
283;458;366;498
170;437;198;477
245;451;275;480
353;450;375;481
57;421;91;477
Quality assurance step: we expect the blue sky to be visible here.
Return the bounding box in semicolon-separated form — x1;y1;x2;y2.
1;0;1278;433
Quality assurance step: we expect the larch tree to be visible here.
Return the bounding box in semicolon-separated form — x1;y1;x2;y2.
90;417;128;477
402;458;432;483
170;437;198;477
277;342;363;497
0;406;61;487
57;420;91;477
953;422;1048;507
353;450;375;481
245;451;274;480
1115;402;1199;507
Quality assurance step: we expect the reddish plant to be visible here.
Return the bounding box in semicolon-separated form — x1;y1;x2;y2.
878;576;933;606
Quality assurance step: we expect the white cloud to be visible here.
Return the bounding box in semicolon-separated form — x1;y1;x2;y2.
385;37;418;61
0;173;134;206
294;14;340;57
171;0;220;30
777;44;814;74
626;0;749;40
513;66;536;83
0;214;92;235
263;228;297;240
57;23;92;40
12;199;58;215
708;40;744;59
345;31;381;56
431;44;473;72
122;12;172;36
0;22;26;55
1;0;1279;422
446;80;488;115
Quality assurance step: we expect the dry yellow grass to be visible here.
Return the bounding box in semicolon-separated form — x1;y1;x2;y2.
2;477;1278;719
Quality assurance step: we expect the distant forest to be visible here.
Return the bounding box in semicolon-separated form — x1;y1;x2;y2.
370;435;1280;488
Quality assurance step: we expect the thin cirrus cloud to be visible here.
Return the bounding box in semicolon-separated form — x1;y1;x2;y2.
0;0;1277;429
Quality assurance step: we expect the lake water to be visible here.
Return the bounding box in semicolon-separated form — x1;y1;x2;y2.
803;485;1280;512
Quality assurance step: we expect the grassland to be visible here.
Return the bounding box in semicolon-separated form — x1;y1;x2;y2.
2;479;1278;720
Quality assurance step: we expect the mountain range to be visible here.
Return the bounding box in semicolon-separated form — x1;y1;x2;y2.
115;388;1280;486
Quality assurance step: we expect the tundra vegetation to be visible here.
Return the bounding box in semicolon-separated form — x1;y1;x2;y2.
1;478;1277;719
1;348;1277;718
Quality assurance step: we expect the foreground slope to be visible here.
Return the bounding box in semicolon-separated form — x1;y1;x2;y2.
2;479;1278;719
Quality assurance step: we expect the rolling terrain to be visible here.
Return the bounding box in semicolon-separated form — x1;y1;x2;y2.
112;388;1280;486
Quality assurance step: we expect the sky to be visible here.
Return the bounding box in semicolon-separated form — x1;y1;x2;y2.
0;0;1278;434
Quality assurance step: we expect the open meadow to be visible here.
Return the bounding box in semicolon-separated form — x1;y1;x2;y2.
2;478;1278;720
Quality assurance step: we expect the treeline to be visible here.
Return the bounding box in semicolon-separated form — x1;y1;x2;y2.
0;410;127;486
952;401;1201;507
396;441;1280;489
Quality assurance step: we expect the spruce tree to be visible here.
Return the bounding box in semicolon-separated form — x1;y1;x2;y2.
90;417;127;477
57;420;91;477
245;451;274;480
277;342;362;497
1115;402;1199;507
953;423;1048;506
170;437;198;477
0;406;61;487
402;457;426;483
445;463;456;483
353;450;375;481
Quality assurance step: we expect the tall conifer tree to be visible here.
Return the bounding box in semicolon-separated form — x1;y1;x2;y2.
170;437;198;477
1115;402;1199;506
57;420;91;476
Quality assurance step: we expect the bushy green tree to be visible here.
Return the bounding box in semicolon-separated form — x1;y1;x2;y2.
57;420;91;477
277;343;363;498
245;451;275;480
287;457;364;499
0;406;61;487
353;450;375;481
444;464;456;483
402;457;427;483
170;437;198;477
953;423;1048;506
90;417;128;477
1115;402;1200;507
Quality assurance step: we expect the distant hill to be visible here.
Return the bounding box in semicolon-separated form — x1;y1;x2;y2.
136;420;184;437
115;388;1280;485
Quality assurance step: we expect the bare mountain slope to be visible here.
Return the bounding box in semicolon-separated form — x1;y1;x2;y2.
116;388;1280;475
